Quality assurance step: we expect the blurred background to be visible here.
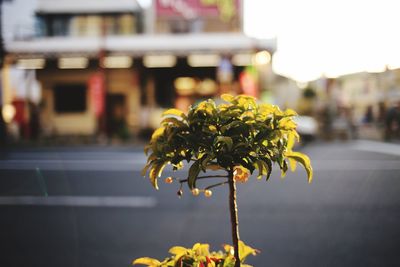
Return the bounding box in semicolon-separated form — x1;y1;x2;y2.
1;1;400;267
1;0;399;144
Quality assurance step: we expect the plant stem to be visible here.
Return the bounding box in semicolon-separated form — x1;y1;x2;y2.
204;181;228;190
228;169;241;267
178;175;228;183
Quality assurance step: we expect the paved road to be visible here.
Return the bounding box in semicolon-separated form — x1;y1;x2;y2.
1;140;400;267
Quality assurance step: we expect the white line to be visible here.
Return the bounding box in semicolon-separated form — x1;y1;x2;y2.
0;196;157;208
0;159;145;170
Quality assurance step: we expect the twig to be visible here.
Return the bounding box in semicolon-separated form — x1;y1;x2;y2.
204;181;229;190
178;175;228;183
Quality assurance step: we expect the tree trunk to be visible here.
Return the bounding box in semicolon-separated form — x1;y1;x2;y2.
228;170;241;267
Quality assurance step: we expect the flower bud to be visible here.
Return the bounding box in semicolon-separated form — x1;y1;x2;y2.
233;166;250;183
177;189;183;198
165;177;174;184
204;190;212;198
191;188;200;196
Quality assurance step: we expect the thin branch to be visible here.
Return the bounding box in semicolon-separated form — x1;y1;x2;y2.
197;175;228;179
205;181;229;190
178;175;228;184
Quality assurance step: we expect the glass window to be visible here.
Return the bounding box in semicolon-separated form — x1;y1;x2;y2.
70;16;87;36
54;84;86;113
86;15;102;36
52;16;71;36
104;16;118;36
118;14;135;35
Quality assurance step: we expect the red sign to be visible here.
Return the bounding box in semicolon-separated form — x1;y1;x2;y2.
89;73;105;118
156;0;239;20
239;67;258;98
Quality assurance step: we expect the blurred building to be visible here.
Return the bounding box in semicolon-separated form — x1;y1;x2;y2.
2;0;274;139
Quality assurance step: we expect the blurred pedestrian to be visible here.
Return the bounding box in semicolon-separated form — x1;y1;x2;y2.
385;101;400;141
363;105;374;124
0;108;6;145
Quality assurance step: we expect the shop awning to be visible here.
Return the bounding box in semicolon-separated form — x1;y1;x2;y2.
36;0;142;14
7;33;275;58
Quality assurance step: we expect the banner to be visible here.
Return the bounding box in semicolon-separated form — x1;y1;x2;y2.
89;72;105;118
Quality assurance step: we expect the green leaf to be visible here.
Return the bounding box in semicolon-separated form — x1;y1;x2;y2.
161;117;187;128
132;257;161;266
220;121;242;133
200;154;213;171
215;136;233;151
286;151;313;183
144;144;151;155
280;159;288;178
141;162;152;177
264;159;272;181
254;160;267;179
188;161;201;189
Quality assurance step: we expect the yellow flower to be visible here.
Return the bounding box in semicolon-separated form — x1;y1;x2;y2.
233;166;250;183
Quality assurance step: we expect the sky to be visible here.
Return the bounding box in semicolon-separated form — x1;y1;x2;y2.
243;0;400;82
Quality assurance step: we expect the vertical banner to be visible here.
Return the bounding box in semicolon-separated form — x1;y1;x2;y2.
239;66;259;98
89;72;105;118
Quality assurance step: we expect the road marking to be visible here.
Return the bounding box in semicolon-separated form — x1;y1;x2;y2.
0;196;157;208
352;140;400;157
0;159;145;170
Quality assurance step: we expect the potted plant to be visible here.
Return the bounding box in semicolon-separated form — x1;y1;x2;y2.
134;94;313;267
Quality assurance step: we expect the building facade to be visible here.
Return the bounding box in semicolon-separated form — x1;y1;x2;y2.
3;0;275;140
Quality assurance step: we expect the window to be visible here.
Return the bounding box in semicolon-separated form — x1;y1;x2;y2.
54;84;86;113
118;14;136;35
86;15;102;36
70;16;87;36
51;16;71;36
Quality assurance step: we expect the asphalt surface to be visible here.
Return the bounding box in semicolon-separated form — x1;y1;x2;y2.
1;140;400;267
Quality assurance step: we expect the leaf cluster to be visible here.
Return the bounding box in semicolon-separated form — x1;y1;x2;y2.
142;94;312;190
133;241;258;267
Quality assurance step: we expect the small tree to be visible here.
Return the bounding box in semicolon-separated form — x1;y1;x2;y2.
135;94;313;267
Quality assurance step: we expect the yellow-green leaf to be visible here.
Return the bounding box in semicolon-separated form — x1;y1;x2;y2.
286;151;313;183
132;257;161;266
169;246;188;255
161;117;187;128
288;158;297;172
149;161;167;190
238;241;259;262
162;108;185;118
141;162;152;177
284;108;297;117
192;243;210;256
254;160;267;179
208;125;217;132
221;94;235;102
151;127;165;141
279;117;297;130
